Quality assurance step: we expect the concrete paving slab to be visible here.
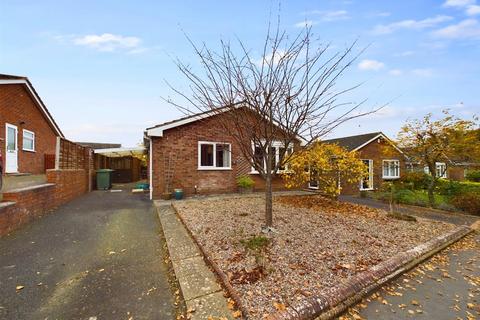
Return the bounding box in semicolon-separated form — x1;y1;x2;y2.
172;256;212;278
167;241;202;262
178;269;222;301
186;291;234;320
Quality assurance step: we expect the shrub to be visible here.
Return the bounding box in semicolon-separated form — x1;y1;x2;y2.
449;192;480;215
466;170;480;182
399;171;431;190
236;175;255;188
436;179;463;196
436;179;480;196
240;235;269;251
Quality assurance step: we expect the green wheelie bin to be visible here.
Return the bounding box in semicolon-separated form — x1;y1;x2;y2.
96;169;114;190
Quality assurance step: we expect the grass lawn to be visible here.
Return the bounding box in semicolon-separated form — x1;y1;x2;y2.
173;194;455;317
370;189;451;209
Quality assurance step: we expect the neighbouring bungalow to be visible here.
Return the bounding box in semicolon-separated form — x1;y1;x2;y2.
144;108;302;200
321;132;408;195
412;160;480;181
0;74;64;175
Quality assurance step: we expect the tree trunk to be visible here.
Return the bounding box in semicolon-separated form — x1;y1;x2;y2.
265;173;273;227
427;178;436;208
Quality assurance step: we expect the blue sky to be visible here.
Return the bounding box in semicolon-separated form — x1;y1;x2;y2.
1;0;479;146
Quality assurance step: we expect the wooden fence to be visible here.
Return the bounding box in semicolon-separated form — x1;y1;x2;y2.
58;138;91;170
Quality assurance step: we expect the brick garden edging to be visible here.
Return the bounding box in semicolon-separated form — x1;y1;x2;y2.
266;225;473;320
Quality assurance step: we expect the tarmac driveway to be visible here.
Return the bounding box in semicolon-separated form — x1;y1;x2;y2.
0;184;175;320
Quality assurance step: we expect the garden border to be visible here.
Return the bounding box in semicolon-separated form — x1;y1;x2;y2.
169;194;473;320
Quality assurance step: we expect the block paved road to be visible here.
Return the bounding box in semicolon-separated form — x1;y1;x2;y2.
0;184;176;320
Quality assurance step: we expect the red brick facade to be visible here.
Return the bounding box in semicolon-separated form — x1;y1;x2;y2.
340;137;407;194
0;84;59;174
149;113;292;199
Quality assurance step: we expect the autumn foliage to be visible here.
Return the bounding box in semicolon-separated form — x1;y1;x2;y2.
282;142;366;197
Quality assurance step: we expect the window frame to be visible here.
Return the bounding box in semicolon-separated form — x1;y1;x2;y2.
435;162;447;179
22;129;35;152
197;141;232;170
382;159;400;179
250;140;293;174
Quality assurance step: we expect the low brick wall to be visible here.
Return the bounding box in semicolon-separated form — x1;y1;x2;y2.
0;169;89;236
0;184;56;236
46;169;89;206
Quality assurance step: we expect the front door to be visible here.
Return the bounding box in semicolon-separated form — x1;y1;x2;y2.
5;123;18;173
360;159;373;190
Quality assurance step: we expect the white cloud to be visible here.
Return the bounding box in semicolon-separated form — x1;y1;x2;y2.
358;59;385;71
412;68;434;77
443;0;475;7
394;50;414;57
374;12;391;17
432;19;480;39
466;4;480;15
294;20;317;28
72;33;142;52
372;15;453;34
389;69;403;76
304;10;350;22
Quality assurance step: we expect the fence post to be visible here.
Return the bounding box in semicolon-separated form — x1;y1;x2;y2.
55;137;61;170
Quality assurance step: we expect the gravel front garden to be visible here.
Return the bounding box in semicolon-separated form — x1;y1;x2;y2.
173;194;456;318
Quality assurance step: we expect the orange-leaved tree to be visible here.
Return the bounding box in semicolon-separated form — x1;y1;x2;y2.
397;110;479;207
282;143;366;197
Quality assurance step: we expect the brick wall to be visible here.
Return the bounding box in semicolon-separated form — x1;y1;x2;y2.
46;169;89;206
0;84;58;174
0;169;89;236
340;138;407;195
150;113;294;199
0;184;56;236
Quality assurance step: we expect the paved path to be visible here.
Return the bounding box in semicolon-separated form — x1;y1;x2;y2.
339;195;479;226
340;232;480;320
0;184;175;320
156;203;234;320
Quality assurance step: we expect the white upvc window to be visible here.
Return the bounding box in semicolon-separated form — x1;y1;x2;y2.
436;162;447;178
22;129;35;152
424;162;448;178
251;141;293;174
197;141;231;170
382;159;400;179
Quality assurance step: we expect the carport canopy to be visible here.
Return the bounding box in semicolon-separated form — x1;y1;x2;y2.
94;146;146;158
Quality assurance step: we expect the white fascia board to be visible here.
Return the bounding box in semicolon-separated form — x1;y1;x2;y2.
0;79;64;138
146;109;232;137
354;133;405;155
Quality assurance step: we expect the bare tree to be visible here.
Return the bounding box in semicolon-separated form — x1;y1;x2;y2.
165;23;378;229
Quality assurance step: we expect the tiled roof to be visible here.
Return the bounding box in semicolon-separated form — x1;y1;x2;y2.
322;132;383;151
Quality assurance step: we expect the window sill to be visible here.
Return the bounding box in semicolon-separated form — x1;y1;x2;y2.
382;176;399;180
360;188;374;191
198;167;232;171
22;149;36;153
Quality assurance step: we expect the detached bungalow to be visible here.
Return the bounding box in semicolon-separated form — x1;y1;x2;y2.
145;108;302;200
322;132;407;194
0;74;64;175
